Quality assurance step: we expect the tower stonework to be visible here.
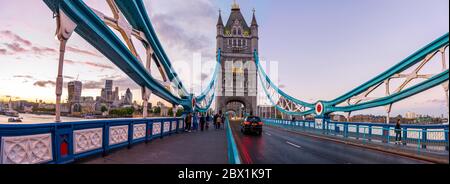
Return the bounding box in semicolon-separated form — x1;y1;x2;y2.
215;2;258;116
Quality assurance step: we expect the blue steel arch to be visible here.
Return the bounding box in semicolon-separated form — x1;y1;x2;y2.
254;33;449;116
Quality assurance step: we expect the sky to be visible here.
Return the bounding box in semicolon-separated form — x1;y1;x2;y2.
0;0;448;117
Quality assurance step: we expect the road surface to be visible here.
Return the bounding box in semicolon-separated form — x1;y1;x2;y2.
229;119;430;164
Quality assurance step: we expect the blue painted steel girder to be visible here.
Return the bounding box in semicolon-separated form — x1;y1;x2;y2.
327;69;449;113
114;0;189;96
43;0;191;108
324;33;449;107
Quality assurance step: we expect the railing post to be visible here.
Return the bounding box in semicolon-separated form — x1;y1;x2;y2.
356;125;360;140
344;123;348;138
402;128;408;146
128;122;133;149
54;124;74;164
421;128;427;149
160;120;164;139
445;128;449;151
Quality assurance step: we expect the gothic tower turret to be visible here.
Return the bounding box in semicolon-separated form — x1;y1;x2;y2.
215;1;259;116
251;9;259;52
216;10;224;50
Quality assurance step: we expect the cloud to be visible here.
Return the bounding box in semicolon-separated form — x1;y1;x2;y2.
4;43;27;53
64;75;75;80
200;73;209;80
31;46;57;55
147;0;217;60
64;59;77;64
0;30;93;57
0;48;7;55
67;46;101;57
83;61;114;69
80;77;140;91
83;81;104;90
33;80;56;87
13;75;34;79
423;99;447;104
64;59;114;70
0;30;32;46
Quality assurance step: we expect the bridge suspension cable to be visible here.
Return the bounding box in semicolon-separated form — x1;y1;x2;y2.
194;49;222;113
254;51;316;116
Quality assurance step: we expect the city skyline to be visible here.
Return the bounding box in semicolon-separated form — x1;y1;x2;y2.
0;0;448;117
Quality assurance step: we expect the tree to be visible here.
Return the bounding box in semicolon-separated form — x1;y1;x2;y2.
176;108;184;117
168;108;174;117
101;105;108;113
153;106;161;114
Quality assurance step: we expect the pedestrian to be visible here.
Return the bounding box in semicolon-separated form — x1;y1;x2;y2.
395;119;402;144
206;113;211;130
292;116;296;122
216;113;222;130
193;112;199;131
214;113;218;130
185;113;192;132
220;111;225;130
200;113;206;131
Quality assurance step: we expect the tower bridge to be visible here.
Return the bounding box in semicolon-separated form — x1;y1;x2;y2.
0;0;448;164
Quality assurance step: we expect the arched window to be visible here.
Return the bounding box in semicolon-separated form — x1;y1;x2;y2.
238;29;241;35
233;29;237;35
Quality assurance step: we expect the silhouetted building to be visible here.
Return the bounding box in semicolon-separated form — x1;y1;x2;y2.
68;81;82;103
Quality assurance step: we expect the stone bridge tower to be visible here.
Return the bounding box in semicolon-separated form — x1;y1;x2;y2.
215;2;258;116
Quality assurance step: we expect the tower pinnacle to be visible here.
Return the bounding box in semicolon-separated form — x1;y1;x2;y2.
232;0;240;10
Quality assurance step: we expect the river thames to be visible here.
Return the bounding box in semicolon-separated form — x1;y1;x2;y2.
0;113;85;124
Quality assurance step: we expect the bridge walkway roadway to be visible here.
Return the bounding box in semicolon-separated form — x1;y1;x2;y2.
79;123;227;164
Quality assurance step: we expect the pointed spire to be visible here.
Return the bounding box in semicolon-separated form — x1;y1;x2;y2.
217;9;224;26
232;0;240;10
251;8;258;26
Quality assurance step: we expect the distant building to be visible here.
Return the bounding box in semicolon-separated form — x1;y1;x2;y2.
113;87;120;101
100;88;106;101
68;81;82;103
405;112;417;119
80;96;94;103
105;80;113;102
123;88;133;105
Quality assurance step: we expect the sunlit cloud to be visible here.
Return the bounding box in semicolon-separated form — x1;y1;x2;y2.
33;80;56;87
0;30;32;46
67;46;101;57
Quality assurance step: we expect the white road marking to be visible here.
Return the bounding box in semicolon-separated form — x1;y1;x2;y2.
286;141;302;149
265;132;272;136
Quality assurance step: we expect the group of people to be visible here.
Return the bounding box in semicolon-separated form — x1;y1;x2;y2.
184;111;226;132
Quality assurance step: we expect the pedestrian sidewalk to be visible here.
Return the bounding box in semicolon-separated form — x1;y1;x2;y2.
80;125;227;164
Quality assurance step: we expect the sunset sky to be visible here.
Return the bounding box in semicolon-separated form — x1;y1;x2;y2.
0;0;448;117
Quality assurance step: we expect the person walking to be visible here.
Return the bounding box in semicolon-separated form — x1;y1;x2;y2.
206;113;211;130
395;119;402;144
213;113;219;130
219;111;225;130
192;112;199;132
200;113;206;131
185;113;192;132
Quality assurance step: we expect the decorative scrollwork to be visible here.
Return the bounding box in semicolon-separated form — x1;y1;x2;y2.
74;128;103;154
1;133;52;164
133;124;146;140
109;125;129;145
